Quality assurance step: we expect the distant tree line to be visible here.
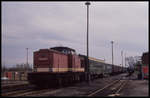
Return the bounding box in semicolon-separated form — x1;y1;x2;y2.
2;63;33;72
125;56;142;71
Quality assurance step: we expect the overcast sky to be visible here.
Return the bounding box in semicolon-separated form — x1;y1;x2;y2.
2;2;148;67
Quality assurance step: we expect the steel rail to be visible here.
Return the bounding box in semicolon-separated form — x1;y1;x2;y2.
2;84;33;94
12;88;62;96
88;79;121;96
112;80;128;96
2;82;29;88
2;88;33;96
13;89;52;96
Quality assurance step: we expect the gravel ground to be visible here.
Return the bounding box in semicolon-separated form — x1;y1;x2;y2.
120;79;149;96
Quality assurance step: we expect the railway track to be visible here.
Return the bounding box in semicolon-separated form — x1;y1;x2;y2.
2;82;28;88
108;80;128;96
2;87;62;97
2;73;128;97
2;88;34;96
10;89;52;96
1;83;35;94
2;82;62;97
87;79;128;96
2;84;50;97
2;80;29;91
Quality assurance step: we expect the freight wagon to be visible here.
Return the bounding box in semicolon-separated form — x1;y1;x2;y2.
142;52;149;79
3;71;28;80
28;46;126;87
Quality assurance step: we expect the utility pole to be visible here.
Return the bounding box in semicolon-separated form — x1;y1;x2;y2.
85;1;90;84
124;52;126;67
124;52;127;72
111;41;114;74
26;48;28;71
3;55;6;72
121;50;123;72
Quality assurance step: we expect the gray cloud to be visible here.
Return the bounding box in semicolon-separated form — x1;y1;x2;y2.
2;2;148;67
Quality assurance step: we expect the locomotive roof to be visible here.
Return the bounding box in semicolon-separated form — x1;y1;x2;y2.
50;46;75;52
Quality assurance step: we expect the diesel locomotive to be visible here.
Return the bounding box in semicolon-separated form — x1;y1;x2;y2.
28;46;126;87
